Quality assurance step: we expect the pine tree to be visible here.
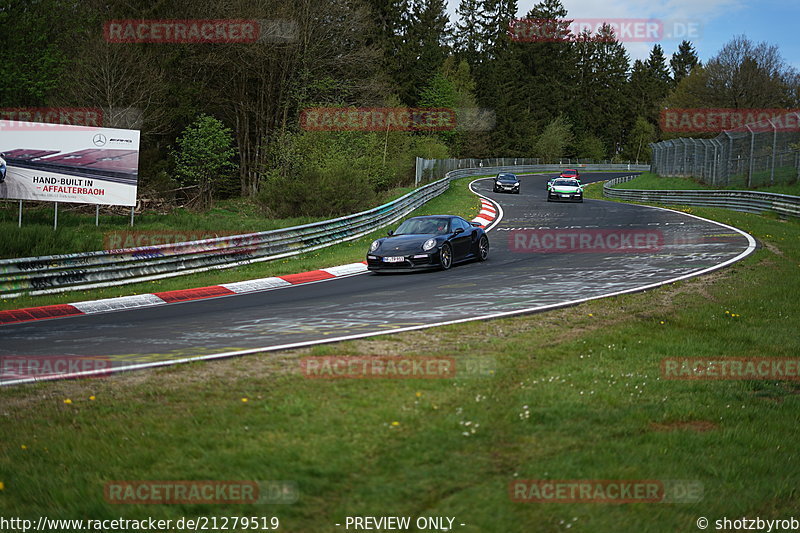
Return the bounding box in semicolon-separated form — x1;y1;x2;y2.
395;0;450;104
453;0;485;69
646;44;672;102
571;24;629;156
670;40;700;86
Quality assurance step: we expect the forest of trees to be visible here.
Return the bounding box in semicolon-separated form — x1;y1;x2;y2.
1;0;798;214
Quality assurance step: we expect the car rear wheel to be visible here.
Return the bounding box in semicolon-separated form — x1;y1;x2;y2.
477;235;489;261
439;243;453;270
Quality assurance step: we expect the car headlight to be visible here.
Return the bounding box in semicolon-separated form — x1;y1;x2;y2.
370;240;380;252
422;238;436;251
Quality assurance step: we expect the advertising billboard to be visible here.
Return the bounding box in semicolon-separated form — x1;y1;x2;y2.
0;120;140;207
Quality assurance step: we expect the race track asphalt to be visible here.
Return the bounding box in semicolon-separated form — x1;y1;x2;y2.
0;172;756;381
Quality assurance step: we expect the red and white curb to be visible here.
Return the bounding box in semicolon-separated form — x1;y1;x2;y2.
0;262;370;326
0;196;502;327
471;198;498;228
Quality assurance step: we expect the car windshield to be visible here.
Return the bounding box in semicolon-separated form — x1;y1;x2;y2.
394;218;450;235
553;179;579;186
561;171;577;176
497;175;516;181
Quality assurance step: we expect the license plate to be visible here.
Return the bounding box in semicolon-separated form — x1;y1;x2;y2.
383;256;405;263
561;194;571;197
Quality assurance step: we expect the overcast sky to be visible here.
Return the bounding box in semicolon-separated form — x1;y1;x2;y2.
446;0;799;69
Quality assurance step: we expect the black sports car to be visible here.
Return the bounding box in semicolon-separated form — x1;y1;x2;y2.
493;173;520;193
367;215;489;272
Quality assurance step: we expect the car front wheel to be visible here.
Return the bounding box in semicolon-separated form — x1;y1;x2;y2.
439;243;453;270
477;235;489;261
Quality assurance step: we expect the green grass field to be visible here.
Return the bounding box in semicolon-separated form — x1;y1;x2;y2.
0;177;489;311
610;172;800;196
1;181;799;532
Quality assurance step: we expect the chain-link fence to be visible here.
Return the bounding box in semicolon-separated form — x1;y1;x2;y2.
415;158;540;183
650;112;800;188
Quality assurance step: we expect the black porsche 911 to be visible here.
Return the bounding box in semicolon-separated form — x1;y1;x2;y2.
367;215;489;272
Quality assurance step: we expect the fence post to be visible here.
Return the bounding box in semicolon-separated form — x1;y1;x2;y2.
711;140;719;187
770;119;777;186
746;125;754;188
672;140;678;176
727;132;734;187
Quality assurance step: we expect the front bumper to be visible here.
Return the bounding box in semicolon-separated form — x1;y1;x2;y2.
548;191;583;202
366;252;440;271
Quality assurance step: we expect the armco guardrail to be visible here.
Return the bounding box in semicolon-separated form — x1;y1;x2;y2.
603;175;800;218
416;158;650;182
0;166;510;298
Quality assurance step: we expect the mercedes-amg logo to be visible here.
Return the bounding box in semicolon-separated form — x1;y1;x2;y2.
93;133;107;147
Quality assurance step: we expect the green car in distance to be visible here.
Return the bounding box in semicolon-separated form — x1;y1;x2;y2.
547;178;584;203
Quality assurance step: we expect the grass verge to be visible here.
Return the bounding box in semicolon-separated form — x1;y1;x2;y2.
0;177;490;311
1;193;798;531
609;172;800;196
0;187;416;260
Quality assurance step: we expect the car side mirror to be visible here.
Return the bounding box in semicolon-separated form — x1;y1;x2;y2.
453;227;464;235
387;230;394;236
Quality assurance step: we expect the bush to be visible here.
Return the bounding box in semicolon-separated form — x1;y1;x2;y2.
258;161;376;218
172;115;237;209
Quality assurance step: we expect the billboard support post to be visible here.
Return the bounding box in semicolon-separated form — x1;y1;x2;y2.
18;200;22;228
130;207;134;227
54;202;58;230
95;205;99;226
